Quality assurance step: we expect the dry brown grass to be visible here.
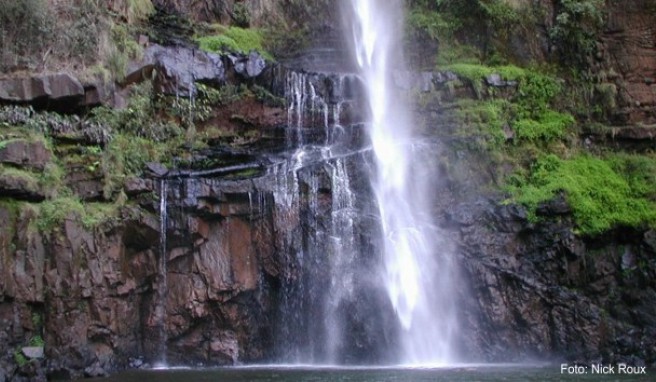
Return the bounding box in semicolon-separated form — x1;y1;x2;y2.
0;0;153;79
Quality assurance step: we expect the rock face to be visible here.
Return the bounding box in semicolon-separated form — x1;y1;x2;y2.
0;73;107;112
446;200;656;366
598;0;656;125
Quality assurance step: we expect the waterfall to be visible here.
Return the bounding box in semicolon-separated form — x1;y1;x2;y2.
155;179;169;366
350;0;459;365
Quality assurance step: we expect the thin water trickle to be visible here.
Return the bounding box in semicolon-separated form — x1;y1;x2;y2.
156;179;169;366
350;0;459;364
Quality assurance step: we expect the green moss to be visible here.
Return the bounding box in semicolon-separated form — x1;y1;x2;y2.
607;153;656;200
252;84;285;108
0;166;39;192
513;110;575;142
28;335;44;347
14;349;28;367
508;154;656;235
196;26;273;60
443;63;527;82
455;99;508;148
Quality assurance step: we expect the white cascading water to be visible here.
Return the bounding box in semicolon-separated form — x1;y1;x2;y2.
351;0;459;365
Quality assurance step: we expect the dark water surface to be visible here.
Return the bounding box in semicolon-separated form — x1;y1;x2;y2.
90;365;652;381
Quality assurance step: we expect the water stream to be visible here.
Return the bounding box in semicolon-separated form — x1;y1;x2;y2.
156;179;169;366
350;0;459;364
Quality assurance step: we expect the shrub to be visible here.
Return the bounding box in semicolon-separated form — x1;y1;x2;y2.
14;350;28;367
36;196;121;232
36;197;87;232
515;71;562;118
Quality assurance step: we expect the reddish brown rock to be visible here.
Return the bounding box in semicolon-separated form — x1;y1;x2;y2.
0;139;52;170
0;171;44;202
600;0;656;124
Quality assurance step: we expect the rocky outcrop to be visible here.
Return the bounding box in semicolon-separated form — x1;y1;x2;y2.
125;44;274;97
0;74;107;112
0;139;52;171
445;200;656;366
0;74;83;104
125;44;225;95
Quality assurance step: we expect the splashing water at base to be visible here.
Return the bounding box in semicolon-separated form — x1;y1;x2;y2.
349;0;459;365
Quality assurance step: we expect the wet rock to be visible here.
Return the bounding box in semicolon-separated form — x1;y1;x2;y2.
16;365;45;381
420;72;435;92
392;71;418;90
81;81;112;108
124;177;153;196
146;162;169;177
83;363;107;378
0;139;52;170
451;196;656;365
209;332;239;364
645;230;656;253
231;51;267;79
21;347;44;359
485;73;505;87
128;357;145;369
536;192;571;215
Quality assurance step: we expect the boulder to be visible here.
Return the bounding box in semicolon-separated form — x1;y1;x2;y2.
230;51;267;79
126;44;225;95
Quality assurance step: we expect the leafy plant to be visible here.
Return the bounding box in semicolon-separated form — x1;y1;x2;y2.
549;0;605;68
28;335;45;347
508;154;656;235
14;350;28;367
